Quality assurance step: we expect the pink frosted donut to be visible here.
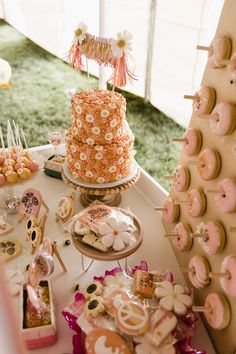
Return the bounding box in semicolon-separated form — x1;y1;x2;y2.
183;128;202;156
162;198;180;224
188;255;210;289
172;222;192;251
207;34;231;69
220;256;236;297
227;52;236;86
186;188;206;218
203;293;231;330
198;220;225;255
209;102;236;136
197;148;221;180
215;178;236;213
192;86;216;115
172;165;190;192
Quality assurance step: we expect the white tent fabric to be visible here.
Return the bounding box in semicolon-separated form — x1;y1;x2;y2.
0;0;224;127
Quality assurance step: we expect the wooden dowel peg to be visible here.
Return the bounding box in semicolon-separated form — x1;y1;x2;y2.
223;137;236;144
191;233;208;238
192;305;210;313
209;272;230;279
154;207;166;211
196;45;211;51
229;226;236;232
171;137;187;142
179;267;194;273
184;95;196;100
176;200;189;204
187;160;202;166
199;114;212;119
52;241;68;272
163;175;174;180
165;234;179;237
205;189;223;195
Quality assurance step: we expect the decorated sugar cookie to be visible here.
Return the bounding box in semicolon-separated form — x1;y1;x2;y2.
0;239;22;262
18;188;42;221
56;192;76;223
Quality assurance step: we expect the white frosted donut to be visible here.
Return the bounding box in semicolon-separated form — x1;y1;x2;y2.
215;178;236;213
192;86;216;115
183;128;202;156
162;198;180;224
188;255;210;289
197;220;225;255
172;165;190;192
186;188;206;218
172;223;193;252
197;148;221;181
220;256;236;297
210;102;236;136
208;34;232;69
227;52;236;85
203;293;231;330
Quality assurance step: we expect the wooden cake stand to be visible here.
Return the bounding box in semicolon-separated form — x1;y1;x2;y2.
61;161;140;207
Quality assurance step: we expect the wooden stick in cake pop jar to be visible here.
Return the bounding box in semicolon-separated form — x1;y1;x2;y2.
154;197;180;224
172;128;202;156
188;148;221;181
206;178;236;213
196;34;232;69
184;85;216;115
192;292;231;330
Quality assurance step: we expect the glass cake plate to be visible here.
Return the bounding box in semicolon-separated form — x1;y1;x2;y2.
63;159;140;189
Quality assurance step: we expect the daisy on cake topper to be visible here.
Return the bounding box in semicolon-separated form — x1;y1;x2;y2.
67;22;136;87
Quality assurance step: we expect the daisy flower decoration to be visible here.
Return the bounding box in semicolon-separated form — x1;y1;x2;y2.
74;22;88;45
99;215;135;251
111;30;133;59
154;281;192;315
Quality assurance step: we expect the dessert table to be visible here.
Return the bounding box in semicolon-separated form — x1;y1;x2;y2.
1;144;216;354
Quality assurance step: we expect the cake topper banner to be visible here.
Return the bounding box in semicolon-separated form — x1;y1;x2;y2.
67;22;136;87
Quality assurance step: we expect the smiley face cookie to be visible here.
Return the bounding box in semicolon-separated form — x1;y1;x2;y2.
85;327;132;354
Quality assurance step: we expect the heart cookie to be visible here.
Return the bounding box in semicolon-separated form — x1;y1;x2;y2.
85;328;132;354
0;239;22;262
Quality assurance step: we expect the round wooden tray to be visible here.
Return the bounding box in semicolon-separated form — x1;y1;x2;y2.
71;208;143;261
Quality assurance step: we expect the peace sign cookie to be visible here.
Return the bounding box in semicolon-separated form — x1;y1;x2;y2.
56;192;76;223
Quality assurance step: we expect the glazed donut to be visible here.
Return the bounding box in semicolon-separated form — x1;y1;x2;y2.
183;128;202;156
227;52;236;85
186;188;206;218
215;178;236;213
203;293;231;330
188;255;210;289
197;220;226;255
220;255;236;297
209;102;236;136
171;223;193;252
172;165;190;192
191;86;216;115
197;148;221;180
162;198;180;224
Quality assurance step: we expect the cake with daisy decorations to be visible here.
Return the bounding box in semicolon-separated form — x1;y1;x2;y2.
65;89;135;183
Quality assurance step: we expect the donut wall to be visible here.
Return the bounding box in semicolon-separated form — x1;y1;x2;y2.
161;1;236;353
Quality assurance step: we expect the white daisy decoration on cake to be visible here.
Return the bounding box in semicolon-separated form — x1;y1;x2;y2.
105;133;113;141
86;114;94;123
66;134;73;141
86;171;93;178
95;152;103;160
118;157;124;165
109;166;117;173
95;145;103;151
108;103;117;109
71;145;77;153
92;127;100;135
117;128;122;136
116;174;123;181
110;119;118;128
101;109;110;118
97;177;105;183
73;127;79;135
111;31;133;59
73;22;87;45
75;162;81;170
76;119;82;128
75;105;83;115
99;215;132;251
95;99;104;104
68;156;73;163
117;147;123;154
154;281;192;315
73;171;79;178
86;138;94;145
80;152;87;160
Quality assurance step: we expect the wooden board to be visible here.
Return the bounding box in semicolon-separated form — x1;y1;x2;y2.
163;1;236;353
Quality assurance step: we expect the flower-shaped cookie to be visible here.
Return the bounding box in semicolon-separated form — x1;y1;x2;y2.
103;271;133;295
154;281;192;315
99;215;133;251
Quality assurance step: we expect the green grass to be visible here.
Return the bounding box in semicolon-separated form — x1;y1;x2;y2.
0;20;184;190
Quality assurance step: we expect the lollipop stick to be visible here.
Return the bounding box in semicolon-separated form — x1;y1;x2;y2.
229;226;236;232
183;95;196;100
192;305;210;312
171;137;187;142
0;128;6;154
196;45;211;51
21;129;29;151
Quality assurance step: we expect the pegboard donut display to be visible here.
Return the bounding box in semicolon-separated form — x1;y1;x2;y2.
158;1;236;353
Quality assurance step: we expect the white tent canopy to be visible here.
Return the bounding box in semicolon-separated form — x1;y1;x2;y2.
0;0;224;127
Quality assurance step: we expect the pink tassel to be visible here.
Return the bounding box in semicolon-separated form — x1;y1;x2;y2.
108;53;136;87
67;43;83;71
